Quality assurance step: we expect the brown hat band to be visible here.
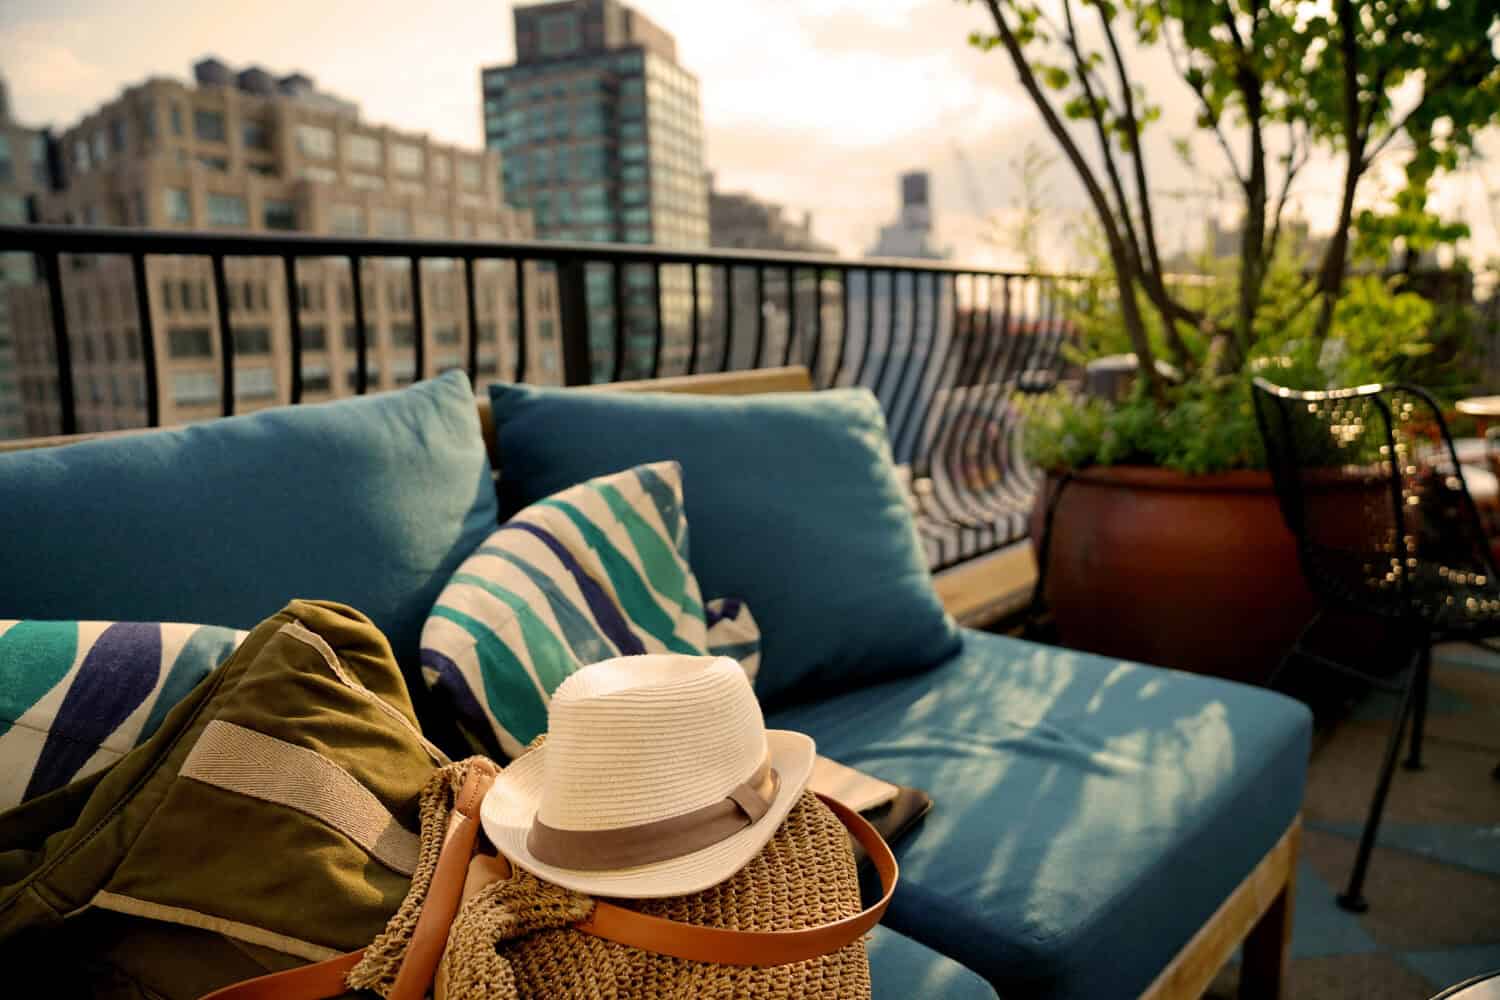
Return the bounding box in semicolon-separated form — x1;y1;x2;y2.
526;758;780;871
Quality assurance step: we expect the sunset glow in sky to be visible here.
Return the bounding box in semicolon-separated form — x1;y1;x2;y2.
3;0;1497;267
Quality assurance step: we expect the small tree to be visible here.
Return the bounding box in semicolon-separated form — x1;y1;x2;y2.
969;0;1500;399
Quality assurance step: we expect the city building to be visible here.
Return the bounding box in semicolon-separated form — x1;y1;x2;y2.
9;57;559;437
0;75;56;438
708;178;836;255
480;0;710;378
867;171;947;260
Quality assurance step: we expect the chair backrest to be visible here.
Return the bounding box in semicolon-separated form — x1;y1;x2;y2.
1252;377;1496;625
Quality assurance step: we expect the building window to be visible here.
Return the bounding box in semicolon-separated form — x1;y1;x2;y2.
301;324;327;350
170;104;183;135
163;188;191;224
349;173;384;190
391;323;415;347
299;164;337;184
376;207;410;236
0;136;12;184
538;319;556;340
242;120;272;150
262;199;297;230
457;158;482;189
0;192;26;224
110;118;127;152
296;124;334;159
168;327;214;358
391;142;423;175
331;203;364;235
172;371;218;405
234;366;276;400
28;135;47;186
344;134;380;168
206;193;248;227
302;363;330;392
92;131;108;165
234;326;271;354
194;109;226;142
432;155;451;183
435;324;461;345
198;155;229;172
538;11;581;56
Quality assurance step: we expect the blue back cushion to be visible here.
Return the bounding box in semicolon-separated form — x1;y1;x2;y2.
488;383;959;705
0;372;496;672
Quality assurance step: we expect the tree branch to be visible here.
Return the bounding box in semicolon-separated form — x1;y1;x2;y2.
1265;122;1309;264
1097;2;1198;368
978;0;1163;395
1159;1;1249;187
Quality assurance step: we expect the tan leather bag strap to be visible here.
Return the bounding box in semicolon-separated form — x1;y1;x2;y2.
202;789;898;999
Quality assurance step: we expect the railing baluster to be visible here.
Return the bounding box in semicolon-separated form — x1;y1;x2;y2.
893;272;941;463
871;271;899;412
752;266;766;368
687;262;700;375
611;260;626;383
40;251;76;435
831;268;850;387
210;253;235;416
650;261;663;380
463;256;480;383
719;265;734;372
855;269;877;387
783;266;797;367
555;259;590;385
513;259;528;382
349;255;368;395
409;255;426;382
282;255;302;405
129;252;160;426
810;267;824;384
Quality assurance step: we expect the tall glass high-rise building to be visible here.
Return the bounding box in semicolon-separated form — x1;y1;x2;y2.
481;0;710;379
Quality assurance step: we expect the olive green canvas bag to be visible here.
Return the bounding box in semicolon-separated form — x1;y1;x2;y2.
0;600;446;998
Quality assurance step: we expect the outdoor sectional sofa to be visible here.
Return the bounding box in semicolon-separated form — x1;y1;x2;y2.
0;366;1311;999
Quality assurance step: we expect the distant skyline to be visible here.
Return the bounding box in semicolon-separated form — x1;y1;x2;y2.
3;0;1498;268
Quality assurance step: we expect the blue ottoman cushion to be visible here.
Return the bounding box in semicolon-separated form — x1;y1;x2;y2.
0;372;496;675
868;925;998;999
770;630;1312;998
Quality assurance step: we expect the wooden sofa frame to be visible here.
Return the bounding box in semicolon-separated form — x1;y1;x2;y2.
2;364;1298;999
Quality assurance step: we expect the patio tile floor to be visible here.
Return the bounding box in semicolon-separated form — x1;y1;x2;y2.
1206;643;1500;999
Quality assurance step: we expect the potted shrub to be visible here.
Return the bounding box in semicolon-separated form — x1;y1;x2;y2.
969;0;1499;681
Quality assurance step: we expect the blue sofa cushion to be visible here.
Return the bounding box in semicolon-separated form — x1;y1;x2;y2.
488;383;960;705
769;630;1312;999
0;372;496;676
867;925;998;1000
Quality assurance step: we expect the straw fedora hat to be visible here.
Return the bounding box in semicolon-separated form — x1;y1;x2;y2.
481;654;816;899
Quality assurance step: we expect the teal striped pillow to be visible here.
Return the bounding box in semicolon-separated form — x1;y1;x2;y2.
0;620;246;808
421;461;760;758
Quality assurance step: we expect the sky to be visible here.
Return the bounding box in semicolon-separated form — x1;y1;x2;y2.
2;0;1498;268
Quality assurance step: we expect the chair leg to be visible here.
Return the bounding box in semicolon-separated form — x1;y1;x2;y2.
1337;648;1420;913
1404;640;1431;771
1267;613;1322;691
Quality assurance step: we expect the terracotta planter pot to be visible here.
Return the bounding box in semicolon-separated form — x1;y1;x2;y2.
1030;466;1317;685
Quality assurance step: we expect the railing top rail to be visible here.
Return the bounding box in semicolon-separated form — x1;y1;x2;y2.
0;224;1093;280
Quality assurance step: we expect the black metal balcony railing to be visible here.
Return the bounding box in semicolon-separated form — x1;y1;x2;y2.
0;224;1084;572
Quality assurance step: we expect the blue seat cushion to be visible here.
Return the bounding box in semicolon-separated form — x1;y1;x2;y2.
867;925;998;999
769;630;1312;999
487;383;960;706
0;372;496;677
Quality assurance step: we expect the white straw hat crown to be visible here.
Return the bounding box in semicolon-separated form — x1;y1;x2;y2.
482;653;817;898
539;656;769;831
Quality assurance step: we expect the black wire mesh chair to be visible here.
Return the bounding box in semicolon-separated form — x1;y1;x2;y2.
1253;377;1500;911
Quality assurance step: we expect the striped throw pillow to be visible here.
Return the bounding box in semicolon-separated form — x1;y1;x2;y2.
0;620;246;808
421;461;760;759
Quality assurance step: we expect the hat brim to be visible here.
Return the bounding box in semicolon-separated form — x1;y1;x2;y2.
481;729;816;899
